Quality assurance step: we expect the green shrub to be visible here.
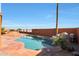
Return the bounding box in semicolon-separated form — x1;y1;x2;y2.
52;32;76;51
52;32;69;49
9;29;15;31
17;28;21;31
1;27;7;34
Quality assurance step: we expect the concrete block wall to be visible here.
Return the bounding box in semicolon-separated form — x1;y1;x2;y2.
25;28;79;44
32;28;77;37
76;28;79;44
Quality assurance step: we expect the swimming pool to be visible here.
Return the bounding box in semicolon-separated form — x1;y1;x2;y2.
16;36;52;50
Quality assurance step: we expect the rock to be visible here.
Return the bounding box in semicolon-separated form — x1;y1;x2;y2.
72;51;79;56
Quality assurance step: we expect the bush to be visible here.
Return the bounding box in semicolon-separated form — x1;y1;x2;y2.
1;27;7;34
52;32;76;51
52;32;69;49
9;29;15;31
17;28;21;31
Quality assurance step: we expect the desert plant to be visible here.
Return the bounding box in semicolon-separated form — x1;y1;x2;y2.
1;27;7;34
17;28;21;31
52;32;76;51
52;36;60;45
52;32;69;49
9;29;15;31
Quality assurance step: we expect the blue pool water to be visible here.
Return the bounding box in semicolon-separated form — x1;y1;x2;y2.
16;36;52;50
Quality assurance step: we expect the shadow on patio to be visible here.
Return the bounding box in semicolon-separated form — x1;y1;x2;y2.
36;46;72;56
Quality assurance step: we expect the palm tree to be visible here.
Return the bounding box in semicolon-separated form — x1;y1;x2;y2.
0;13;2;36
0;12;3;48
56;3;59;35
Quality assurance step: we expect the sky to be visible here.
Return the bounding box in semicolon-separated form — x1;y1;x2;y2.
1;3;79;29
0;4;1;12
